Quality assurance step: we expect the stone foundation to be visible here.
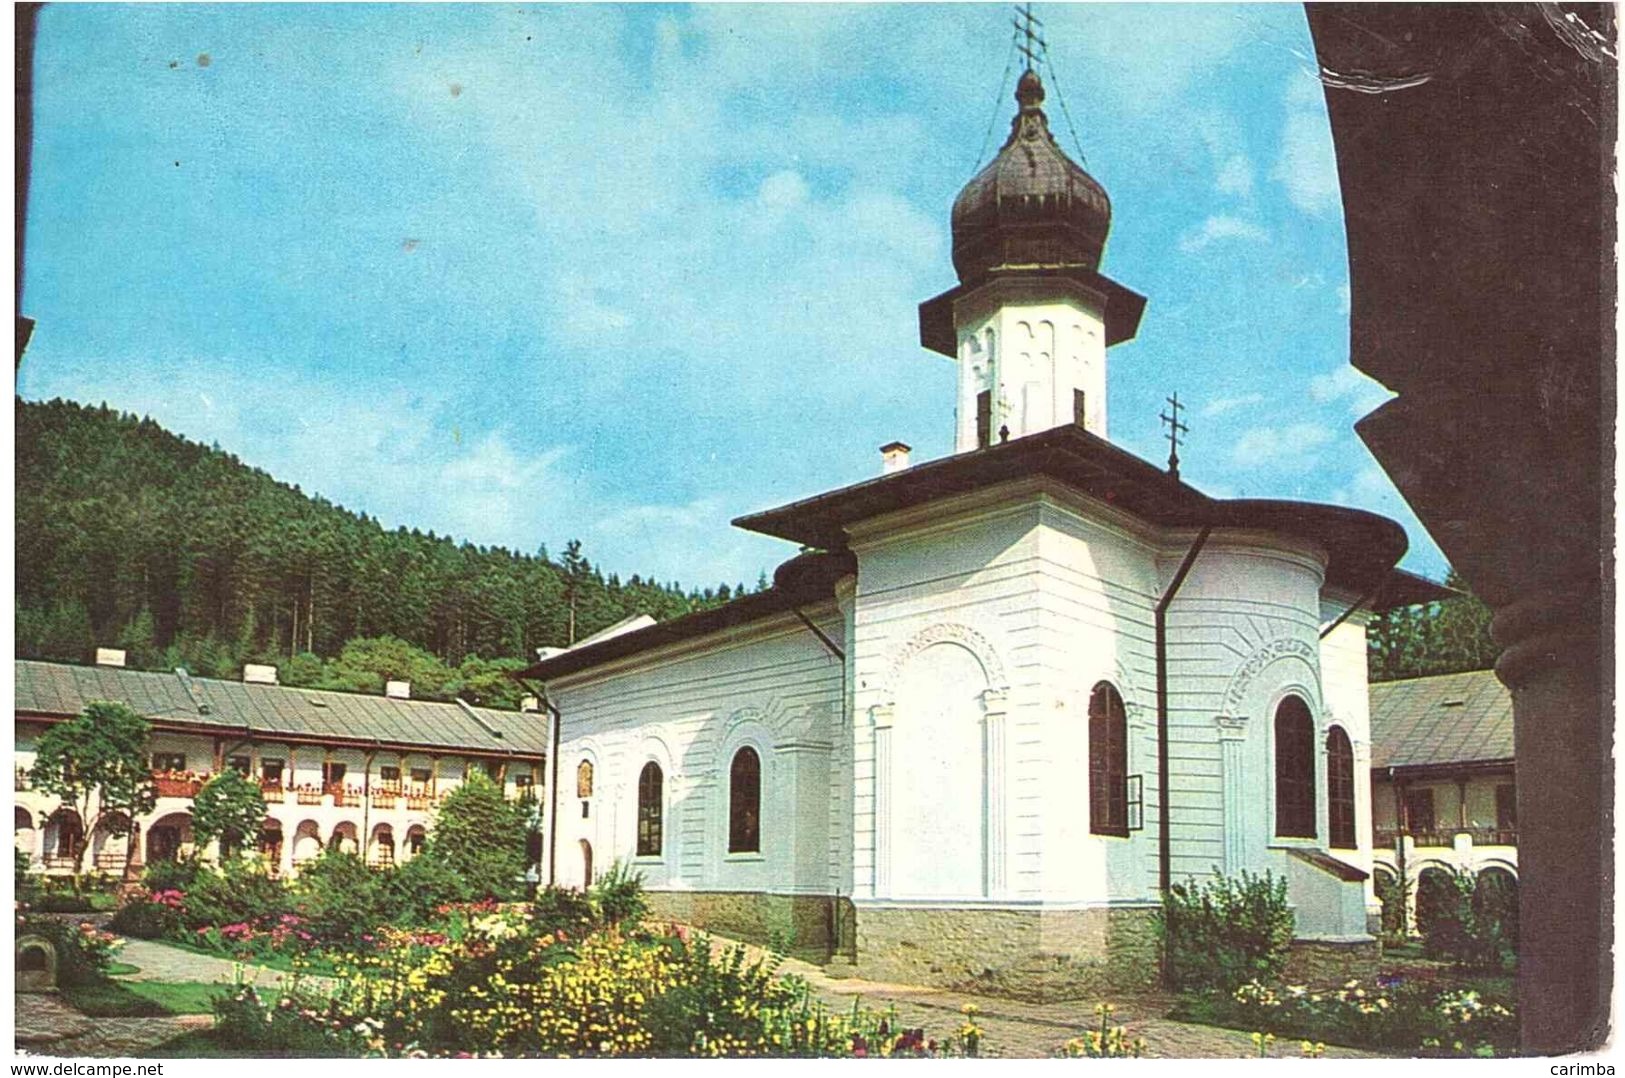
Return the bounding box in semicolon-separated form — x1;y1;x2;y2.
853;904;1159;1001
645;891;839;962
1283;938;1381;986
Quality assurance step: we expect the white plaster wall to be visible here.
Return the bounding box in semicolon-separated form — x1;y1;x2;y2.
545;605;846;896
1320;612;1376;904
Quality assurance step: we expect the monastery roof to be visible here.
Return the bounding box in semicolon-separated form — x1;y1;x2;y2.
734;423;1446;604
14;659;550;757
1369;668;1513;771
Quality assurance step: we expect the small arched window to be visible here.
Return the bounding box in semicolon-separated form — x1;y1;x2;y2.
728;747;761;854
576;760;594;798
1326;726;1356;849
636;762;663;857
1275;695;1316;838
1088;682;1129;837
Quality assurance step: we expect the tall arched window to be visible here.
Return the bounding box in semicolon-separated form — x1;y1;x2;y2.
728;748;760;854
1088;682;1128;837
1326;726;1356;849
636;762;663;857
1275;695;1316;838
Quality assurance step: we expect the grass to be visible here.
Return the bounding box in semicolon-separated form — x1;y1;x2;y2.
62;976;274;1017
146;1029;332;1059
106;961;142;976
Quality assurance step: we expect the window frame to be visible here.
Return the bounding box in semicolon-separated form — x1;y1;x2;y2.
727;747;762;855
1273;695;1317;840
1088;681;1130;838
636;761;664;858
1326;725;1357;850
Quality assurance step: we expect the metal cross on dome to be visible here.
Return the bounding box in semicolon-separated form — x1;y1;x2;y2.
1013;3;1045;72
1160;392;1189;481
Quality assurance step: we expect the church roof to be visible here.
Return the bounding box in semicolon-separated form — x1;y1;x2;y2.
734;423;1432;602
14;659;550;757
1369;668;1513;772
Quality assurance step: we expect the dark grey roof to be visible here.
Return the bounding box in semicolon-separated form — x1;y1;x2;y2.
14;660;548;757
1369;669;1513;770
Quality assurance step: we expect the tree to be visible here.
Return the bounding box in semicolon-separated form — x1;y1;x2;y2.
193;769;268;859
421;771;527;900
1368;569;1499;681
29;700;156;880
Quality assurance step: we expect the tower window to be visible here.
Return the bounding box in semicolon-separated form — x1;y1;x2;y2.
1073;389;1087;429
1088;682;1128;837
1274;695;1316;838
637;762;663;857
728;747;761;854
976;390;992;449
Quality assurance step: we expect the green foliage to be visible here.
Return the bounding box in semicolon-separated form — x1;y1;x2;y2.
192;770;268;856
384;851;476;923
16;398;734;685
109;896;181;940
421;771;527;900
1155;870;1295;992
178;858;287;932
590;861;648;926
290;849;392;947
143;854;205;894
641;934;789;1055
1368;570;1498;682
29;700;156;877
1417;868;1515;969
1374;868;1410;937
532;885;599;937
212;981;351;1055
19;917;122;986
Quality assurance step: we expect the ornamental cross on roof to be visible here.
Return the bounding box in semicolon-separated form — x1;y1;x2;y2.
1013;3;1045;72
1160;392;1189;480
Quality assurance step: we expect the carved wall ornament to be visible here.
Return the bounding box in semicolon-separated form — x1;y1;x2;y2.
1214;714;1249;740
1221;637;1320;714
878;622;1009;699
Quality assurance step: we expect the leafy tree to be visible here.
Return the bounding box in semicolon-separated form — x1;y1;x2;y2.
192;769;268;858
1368;569;1499;682
28;700;157;880
422;771;528;900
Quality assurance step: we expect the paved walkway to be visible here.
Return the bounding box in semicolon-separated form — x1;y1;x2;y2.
15;993;209;1058
115;937;327;989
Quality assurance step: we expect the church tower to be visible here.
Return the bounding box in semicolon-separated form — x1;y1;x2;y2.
919;66;1144;452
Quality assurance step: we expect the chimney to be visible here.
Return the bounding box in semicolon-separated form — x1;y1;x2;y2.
385;680;411;699
242;664;279;685
94;648;127;668
519;694;540;713
880;441;912;475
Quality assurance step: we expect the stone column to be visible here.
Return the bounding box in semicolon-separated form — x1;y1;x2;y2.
1215;715;1248;875
871;705;893;898
982;688;1008;898
1494;591;1608;1053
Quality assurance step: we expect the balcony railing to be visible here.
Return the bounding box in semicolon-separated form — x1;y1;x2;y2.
42;854;79;872
294;786;324;806
329;785;362;808
1375;826;1518;848
153;773;205;799
15;769;30;792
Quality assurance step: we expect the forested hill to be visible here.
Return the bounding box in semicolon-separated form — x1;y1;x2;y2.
16;398;747;698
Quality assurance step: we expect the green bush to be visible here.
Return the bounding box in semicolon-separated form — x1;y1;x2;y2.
176;858;287;931
384;852;474;924
1155;870;1294;992
532;885;598;937
290;849;391;946
418;772;528;900
1374;869;1409;937
20;917;123;986
1418;868;1513;969
211;980;355;1055
591;861;647;926
109;897;180;940
143;855;205;894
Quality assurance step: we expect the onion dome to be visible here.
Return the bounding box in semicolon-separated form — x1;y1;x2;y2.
950;68;1112;283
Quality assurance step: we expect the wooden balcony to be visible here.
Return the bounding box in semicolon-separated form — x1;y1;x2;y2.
330;786;362;809
293;786;324;806
153;774;204;799
1375;826;1518;848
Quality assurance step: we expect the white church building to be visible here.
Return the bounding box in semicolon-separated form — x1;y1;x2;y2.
521;67;1443;991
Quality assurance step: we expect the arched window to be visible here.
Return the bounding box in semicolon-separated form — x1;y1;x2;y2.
1088;682;1128;837
636;762;663;857
1326;726;1356;849
728;747;760;854
1274;695;1316;838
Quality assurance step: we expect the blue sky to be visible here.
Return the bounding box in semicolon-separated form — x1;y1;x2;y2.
18;3;1447;590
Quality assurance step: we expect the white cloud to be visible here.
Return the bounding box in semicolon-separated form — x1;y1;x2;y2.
1202;393;1265;417
1309;364;1393;418
1336;283;1351;313
1272;71;1341;215
757;169;809;210
1231;422;1335;471
1178;214;1268;253
1216;154;1254;199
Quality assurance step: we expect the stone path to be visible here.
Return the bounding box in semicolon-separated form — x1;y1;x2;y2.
115;937;326;989
15;993;209;1058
